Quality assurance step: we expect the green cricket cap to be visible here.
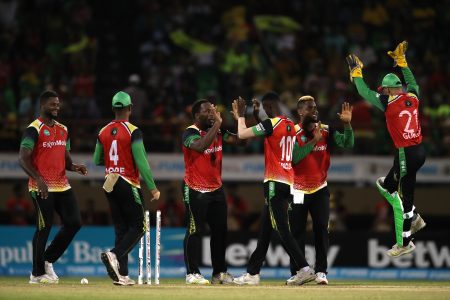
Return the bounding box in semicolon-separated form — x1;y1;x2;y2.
112;91;132;108
381;73;402;88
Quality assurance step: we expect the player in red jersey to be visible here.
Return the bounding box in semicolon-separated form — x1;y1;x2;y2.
231;92;316;286
19;90;87;284
347;41;426;257
288;96;354;285
93;91;160;285
182;99;243;285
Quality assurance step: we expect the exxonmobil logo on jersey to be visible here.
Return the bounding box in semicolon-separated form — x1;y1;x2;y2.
42;140;66;148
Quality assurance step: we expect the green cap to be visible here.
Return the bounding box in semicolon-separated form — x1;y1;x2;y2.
112;91;132;108
381;73;402;88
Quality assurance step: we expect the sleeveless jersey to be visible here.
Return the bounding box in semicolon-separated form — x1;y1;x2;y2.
21;118;71;192
383;93;422;148
293;123;331;193
262;117;296;185
98;120;140;187
182;125;223;192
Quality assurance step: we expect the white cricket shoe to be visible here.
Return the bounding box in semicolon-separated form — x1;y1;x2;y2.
211;272;234;284
186;273;210;285
45;261;59;282
101;251;120;282
411;213;426;235
29;273;58;284
286;268;316;285
233;273;260;285
113;275;136;286
387;241;416;257
315;272;328;285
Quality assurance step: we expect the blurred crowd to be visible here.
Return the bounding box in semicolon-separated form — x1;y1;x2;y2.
2;180;391;233
1;0;449;155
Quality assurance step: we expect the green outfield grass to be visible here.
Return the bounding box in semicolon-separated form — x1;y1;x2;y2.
0;277;449;300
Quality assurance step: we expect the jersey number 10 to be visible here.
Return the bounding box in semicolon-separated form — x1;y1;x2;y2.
109;140;119;165
280;136;296;162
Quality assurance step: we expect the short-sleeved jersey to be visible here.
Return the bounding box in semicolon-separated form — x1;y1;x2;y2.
381;93;422;148
182;125;222;192
293;123;331;193
97;120;141;187
254;117;295;185
20;118;71;192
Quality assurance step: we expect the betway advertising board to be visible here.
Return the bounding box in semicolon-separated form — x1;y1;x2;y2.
0;227;449;280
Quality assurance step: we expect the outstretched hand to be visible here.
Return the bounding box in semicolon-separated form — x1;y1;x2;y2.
337;102;353;124
387;41;408;68
346;54;364;81
232;97;247;119
211;104;222;125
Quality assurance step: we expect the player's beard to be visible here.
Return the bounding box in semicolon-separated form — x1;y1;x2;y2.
43;110;57;120
302;115;317;138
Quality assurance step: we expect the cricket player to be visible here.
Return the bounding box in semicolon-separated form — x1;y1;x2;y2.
347;41;426;257
94;91;160;285
19;90;87;284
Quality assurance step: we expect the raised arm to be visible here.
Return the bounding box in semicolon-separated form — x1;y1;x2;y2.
346;54;385;111
333;102;355;148
232;97;256;139
387;41;419;96
188;108;222;152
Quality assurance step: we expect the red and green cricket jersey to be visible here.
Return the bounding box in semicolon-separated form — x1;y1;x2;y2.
20;118;71;192
182;125;223;192
382;93;422;148
252;117;295;185
97;120;141;187
293;123;331;193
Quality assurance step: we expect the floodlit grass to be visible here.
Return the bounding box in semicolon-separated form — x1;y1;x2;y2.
0;277;449;300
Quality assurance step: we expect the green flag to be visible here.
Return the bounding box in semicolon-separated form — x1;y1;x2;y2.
170;30;215;54
254;15;302;33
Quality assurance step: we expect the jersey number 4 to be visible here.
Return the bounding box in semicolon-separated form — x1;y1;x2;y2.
109;140;119;165
280;136;296;162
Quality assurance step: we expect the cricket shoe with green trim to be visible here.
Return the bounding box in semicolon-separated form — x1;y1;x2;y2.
29;273;58;284
387;241;415;257
411;213;426;235
186;273;210;284
233;273;260;285
376;177;390;198
211;272;234;284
